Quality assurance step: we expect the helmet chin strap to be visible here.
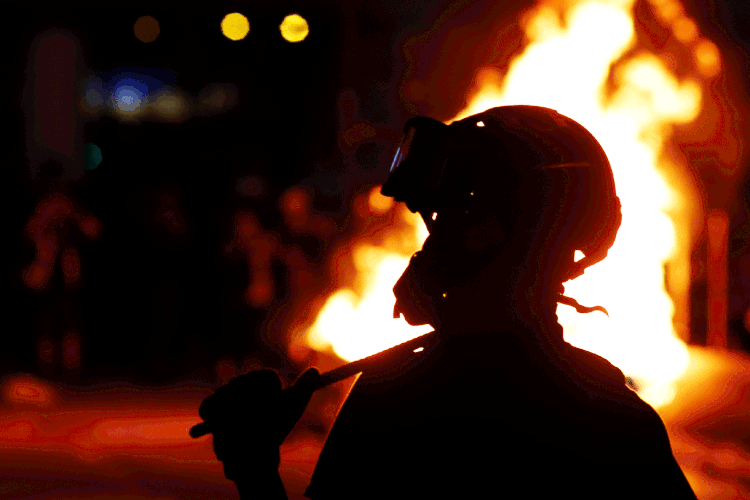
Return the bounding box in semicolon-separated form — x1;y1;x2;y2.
556;294;609;316
391;242;611;329
556;249;611;316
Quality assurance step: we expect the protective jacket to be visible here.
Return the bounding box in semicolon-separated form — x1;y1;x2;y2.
305;323;697;499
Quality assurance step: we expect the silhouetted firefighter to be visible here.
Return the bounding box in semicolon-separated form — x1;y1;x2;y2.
192;106;698;499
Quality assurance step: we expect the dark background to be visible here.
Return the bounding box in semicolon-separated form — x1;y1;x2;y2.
4;0;750;386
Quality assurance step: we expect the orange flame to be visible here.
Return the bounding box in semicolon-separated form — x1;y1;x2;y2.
302;0;730;415
453;0;704;409
305;190;431;361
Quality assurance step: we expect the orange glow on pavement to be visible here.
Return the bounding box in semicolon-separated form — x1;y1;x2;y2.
0;377;209;457
1;352;749;498
93;418;202;446
0;375;329;499
5;376;54;406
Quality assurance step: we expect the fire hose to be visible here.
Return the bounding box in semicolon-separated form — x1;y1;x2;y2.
189;330;437;438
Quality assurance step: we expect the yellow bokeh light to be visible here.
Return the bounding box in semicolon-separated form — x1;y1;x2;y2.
221;13;250;41
280;14;309;42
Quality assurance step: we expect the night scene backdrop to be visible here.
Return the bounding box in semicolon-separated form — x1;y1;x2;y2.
5;0;750;498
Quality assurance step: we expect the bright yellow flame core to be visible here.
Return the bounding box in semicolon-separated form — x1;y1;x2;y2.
221;13;250;41
305;0;712;410
280;14;309;43
306;208;431;361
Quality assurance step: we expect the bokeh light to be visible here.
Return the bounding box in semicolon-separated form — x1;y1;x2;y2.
81;78;106;113
694;40;721;77
82;69;174;120
62;331;81;369
672;16;697;43
61;248;81;286
110;77;148;113
84;142;102;171
133;15;160;43
236;175;267;198
280;14;309;42
221;13;250;41
149;89;190;121
197;83;239;116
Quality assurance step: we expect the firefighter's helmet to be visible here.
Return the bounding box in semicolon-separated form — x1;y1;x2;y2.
382;105;621;285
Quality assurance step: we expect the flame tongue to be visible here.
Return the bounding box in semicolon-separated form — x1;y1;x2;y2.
302;199;431;363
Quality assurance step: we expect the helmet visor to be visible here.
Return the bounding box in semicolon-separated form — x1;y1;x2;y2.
381;117;454;214
389;127;417;173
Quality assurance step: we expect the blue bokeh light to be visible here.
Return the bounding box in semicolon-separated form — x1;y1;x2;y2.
111;77;148;111
111;78;147;111
97;68;176;113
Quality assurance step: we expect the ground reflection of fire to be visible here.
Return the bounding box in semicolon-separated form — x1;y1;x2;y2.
3;350;750;498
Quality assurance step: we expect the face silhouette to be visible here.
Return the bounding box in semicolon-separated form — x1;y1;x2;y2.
393;210;509;327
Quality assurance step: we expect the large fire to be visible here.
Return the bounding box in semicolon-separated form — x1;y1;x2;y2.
304;0;712;408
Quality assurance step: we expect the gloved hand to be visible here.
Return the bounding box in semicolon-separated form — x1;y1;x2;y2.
197;368;321;497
